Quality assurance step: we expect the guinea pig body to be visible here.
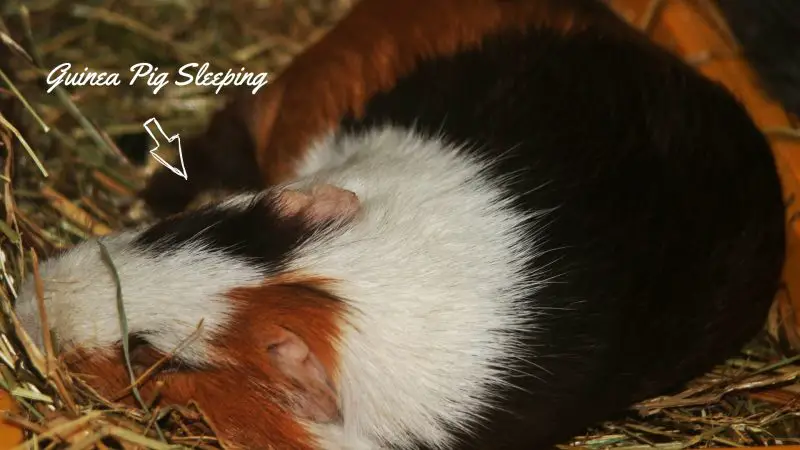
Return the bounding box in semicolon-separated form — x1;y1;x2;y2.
16;2;786;450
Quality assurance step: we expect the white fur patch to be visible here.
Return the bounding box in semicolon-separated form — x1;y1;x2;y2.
288;127;546;449
15;231;266;365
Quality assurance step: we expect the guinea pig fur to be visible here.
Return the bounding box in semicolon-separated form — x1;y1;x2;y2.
16;0;786;449
139;0;623;216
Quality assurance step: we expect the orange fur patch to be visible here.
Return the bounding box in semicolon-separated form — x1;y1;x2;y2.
224;276;345;381
61;276;345;449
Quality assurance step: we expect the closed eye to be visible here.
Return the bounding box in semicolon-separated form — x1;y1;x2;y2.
127;333;196;376
155;357;192;374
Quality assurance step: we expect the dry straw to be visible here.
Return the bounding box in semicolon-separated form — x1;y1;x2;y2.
0;0;797;448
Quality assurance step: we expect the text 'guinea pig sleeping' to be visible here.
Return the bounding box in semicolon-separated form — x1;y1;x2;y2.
45;62;270;95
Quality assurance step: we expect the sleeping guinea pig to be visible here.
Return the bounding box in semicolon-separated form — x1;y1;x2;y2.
15;0;786;449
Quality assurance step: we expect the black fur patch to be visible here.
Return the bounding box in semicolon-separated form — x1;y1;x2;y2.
132;193;313;273
138;98;264;217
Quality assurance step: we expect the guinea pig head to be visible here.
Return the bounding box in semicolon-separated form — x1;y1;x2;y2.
14;184;360;449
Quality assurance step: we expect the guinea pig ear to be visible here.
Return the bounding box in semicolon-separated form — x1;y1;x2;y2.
275;184;361;225
267;326;340;423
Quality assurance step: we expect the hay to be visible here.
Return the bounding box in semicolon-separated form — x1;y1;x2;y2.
0;0;797;449
0;1;355;448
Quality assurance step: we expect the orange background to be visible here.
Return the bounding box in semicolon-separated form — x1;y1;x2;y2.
0;389;23;447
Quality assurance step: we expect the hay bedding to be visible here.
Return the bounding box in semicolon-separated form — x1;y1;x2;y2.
0;0;797;448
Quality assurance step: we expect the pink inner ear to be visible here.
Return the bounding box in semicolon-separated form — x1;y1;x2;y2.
276;184;360;224
268;327;340;423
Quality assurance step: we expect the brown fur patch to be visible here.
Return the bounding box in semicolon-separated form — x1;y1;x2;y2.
60;277;345;449
224;277;345;380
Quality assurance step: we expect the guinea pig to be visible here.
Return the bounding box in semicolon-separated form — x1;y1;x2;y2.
15;0;787;449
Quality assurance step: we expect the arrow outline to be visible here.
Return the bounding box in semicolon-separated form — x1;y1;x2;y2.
143;117;188;180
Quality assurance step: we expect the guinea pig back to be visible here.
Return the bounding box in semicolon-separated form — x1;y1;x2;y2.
140;0;618;216
16;0;786;449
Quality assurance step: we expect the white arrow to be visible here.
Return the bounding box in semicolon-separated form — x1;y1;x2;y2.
143;117;188;180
